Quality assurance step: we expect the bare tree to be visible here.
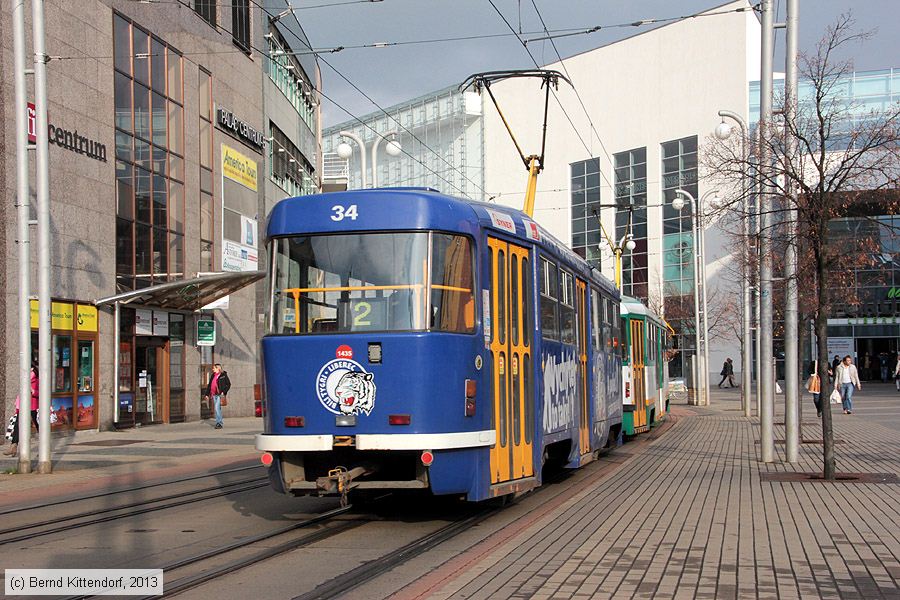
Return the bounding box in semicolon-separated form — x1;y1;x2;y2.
704;14;900;479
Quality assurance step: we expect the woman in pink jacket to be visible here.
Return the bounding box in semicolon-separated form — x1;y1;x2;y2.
4;362;39;456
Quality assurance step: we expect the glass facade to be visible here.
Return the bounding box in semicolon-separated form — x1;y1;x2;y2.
199;68;215;273
322;86;484;198
114;14;185;291
269;122;317;197
570;158;602;269
266;30;317;134
614;148;648;300
661;135;698;378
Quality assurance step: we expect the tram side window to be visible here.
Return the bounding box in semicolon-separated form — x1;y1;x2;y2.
559;270;576;345
539;257;558;340
431;233;476;333
590;288;602;351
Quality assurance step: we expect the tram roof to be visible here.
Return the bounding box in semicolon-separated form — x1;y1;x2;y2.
268;188;618;296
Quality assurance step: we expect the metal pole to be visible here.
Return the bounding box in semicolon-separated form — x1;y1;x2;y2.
113;302;120;425
718;110;752;416
699;190;718;406
13;0;33;473
783;0;800;463
759;0;776;463
370;130;398;188
339;130;367;189
33;0;52;473
677;191;703;407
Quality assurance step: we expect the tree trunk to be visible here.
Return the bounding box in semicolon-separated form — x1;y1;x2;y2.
815;251;836;480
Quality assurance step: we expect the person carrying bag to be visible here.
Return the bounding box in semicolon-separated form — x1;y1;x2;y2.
203;364;232;429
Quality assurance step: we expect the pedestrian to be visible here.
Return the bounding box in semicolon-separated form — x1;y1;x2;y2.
806;365;822;418
881;352;890;383
718;358;735;388
863;353;872;381
833;354;861;415
3;361;39;457
830;354;840;383
893;352;900;391
203;363;231;429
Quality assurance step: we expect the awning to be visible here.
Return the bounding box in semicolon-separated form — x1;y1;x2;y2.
94;271;265;311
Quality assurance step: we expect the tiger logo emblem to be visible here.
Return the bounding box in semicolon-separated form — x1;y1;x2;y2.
315;357;377;416
334;372;376;416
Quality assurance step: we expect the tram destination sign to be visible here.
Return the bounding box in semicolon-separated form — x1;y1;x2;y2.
197;319;216;347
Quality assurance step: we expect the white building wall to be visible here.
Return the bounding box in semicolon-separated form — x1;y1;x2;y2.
482;0;761;380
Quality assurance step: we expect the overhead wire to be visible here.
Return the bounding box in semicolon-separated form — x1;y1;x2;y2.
160;0;479;197
253;0;489;198
485;0;612;190
528;0;614;172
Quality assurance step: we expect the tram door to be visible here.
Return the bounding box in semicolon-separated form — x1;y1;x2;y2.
488;238;534;484
630;320;647;431
576;280;590;455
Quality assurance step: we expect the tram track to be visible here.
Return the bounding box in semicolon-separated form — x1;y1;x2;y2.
59;503;368;600
0;476;269;546
0;464;263;517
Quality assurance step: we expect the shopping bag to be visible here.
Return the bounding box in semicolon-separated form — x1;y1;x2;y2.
220;395;228;407
829;389;842;404
4;414;16;442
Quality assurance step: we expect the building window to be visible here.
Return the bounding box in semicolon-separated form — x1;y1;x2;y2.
661;135;698;379
614;147;648;300
194;0;216;28
269;123;316;197
570;158;602;268
199;67;215;273
114;14;184;292
267;28;317;132
232;0;250;52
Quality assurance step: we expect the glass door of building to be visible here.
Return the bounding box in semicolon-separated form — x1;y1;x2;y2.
134;337;169;425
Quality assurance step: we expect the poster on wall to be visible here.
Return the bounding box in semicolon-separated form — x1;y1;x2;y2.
826;337;855;361
51;397;74;427
152;311;169;336
135;309;153;336
222;239;259;272
76;395;95;427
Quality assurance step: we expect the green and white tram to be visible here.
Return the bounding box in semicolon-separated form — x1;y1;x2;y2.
620;297;669;436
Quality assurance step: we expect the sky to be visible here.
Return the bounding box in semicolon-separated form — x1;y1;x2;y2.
291;0;900;128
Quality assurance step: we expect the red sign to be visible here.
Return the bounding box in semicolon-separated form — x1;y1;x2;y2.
27;102;36;143
335;345;353;359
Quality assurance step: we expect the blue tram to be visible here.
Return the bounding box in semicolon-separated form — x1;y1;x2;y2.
257;188;623;502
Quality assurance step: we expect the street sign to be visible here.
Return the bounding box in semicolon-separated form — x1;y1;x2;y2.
197;319;216;346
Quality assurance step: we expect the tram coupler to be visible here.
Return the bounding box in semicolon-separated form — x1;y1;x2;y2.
316;465;374;506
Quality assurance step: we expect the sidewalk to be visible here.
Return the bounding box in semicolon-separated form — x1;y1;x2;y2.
0;416;262;506
396;386;900;599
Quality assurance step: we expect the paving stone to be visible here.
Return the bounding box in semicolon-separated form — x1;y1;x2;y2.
407;387;900;600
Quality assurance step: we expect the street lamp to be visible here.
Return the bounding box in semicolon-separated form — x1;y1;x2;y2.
592;205;636;291
673;188;716;407
371;133;401;188
337;130;401;189
716;109;754;417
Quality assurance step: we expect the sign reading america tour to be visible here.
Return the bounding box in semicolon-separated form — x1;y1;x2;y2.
316;347;377;416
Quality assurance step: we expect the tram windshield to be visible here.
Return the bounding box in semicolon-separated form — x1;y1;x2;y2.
270;232;475;334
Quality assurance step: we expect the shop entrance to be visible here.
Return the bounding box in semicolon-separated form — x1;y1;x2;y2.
855;337;898;382
134;337;169;425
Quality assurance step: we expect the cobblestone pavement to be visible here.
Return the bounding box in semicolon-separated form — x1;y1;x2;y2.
397;387;900;600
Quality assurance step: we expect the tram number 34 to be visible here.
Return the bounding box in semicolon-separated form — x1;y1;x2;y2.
331;204;359;221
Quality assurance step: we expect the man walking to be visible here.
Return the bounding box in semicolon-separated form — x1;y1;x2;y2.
833;355;861;415
718;358;736;388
